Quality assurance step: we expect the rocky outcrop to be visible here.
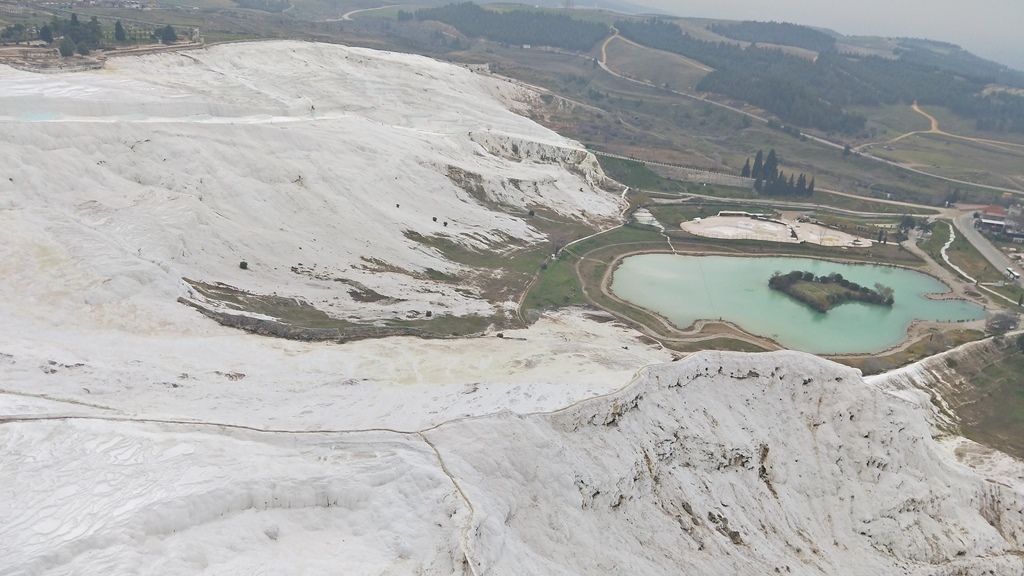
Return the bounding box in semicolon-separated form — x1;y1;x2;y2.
429;350;1024;575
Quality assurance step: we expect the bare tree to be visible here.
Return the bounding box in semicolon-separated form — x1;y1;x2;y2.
986;311;1019;335
549;231;574;257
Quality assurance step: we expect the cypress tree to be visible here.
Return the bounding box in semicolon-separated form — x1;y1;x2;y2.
741;158;751;178
115;20;126;43
764;149;779;183
752;150;763;179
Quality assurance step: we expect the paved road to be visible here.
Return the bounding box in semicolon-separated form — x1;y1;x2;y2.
953;212;1022;287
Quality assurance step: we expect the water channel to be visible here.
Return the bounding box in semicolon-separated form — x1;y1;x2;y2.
610;254;987;354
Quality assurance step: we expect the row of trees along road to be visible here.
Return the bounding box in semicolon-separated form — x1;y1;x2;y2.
740;149;815;197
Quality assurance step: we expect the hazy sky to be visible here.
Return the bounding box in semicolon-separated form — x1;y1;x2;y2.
630;0;1024;71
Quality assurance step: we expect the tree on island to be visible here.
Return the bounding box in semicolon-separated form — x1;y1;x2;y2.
874;283;894;302
769;270;894;312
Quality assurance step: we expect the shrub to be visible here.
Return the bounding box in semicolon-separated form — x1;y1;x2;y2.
239;261;248;270
58;37;75;57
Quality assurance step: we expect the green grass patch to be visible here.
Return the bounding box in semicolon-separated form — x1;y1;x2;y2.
853;103;931;137
813;190;938;215
871;132;1024;191
919;338;1024;459
647;202;776;225
522;252;586;310
945;226;1006;283
838;329;984;375
919;220;951;263
603;34;709;92
597;155;686;192
964;347;1024;458
671;338;769;353
528;222;663;313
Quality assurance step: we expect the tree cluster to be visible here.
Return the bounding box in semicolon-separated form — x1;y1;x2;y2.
48;13;104;56
156;25;178;44
740;148;814;197
2;23;34;43
415;2;609;52
769;270;894;312
615;19;1024;134
706;21;837;53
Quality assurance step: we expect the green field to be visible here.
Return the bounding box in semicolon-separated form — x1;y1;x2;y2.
871;132;1024;192
603;35;709;93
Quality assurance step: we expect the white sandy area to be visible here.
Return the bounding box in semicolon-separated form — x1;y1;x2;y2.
0;307;671;432
682;215;872;247
0;41;621;329
5;350;1024;575
3;41;1023;576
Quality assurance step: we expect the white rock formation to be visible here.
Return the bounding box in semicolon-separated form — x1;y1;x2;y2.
1;41;1023;576
430;350;1024;575
0;41;621;327
5;351;1024;575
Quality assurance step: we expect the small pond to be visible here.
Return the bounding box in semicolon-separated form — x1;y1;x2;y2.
610;254;986;354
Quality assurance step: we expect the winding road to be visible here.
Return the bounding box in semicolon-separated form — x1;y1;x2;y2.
593;33;1024;195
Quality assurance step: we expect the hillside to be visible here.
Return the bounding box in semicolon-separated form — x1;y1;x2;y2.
5;348;1024;574
2;41;1024;576
0;41;621;334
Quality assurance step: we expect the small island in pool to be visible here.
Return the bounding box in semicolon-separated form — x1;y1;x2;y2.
769;270;894;313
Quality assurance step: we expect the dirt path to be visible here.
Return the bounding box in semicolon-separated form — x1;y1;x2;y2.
911;102;1024;150
600;29;713;73
857;102;1024;156
335;5;411;21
